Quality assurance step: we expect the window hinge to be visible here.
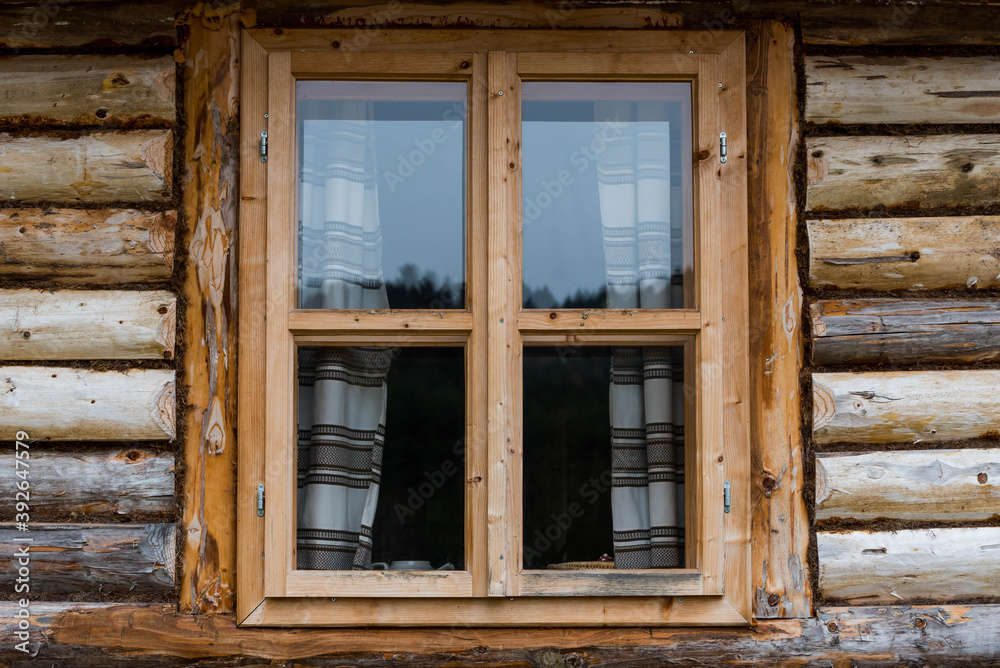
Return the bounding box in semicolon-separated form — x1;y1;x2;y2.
260;130;268;163
723;480;731;514
719;131;727;163
257;483;265;516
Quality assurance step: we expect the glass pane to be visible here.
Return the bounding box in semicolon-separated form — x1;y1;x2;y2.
523;346;687;570
296;346;465;571
297;81;467;310
522;83;693;310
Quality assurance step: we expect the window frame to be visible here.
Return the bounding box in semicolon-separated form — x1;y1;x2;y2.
238;28;749;627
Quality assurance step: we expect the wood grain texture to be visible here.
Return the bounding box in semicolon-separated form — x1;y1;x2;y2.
806;135;1000;211
0;524;175;593
0;130;172;203
806;55;1000;125
0;208;175;284
807;216;1000;291
811;299;1000;365
0;1;181;50
816;448;1000;522
0;289;175;360
799;3;1000;46
819;528;1000;603
179;7;240;614
0;447;174;517
0;366;174;441
0;55;175;127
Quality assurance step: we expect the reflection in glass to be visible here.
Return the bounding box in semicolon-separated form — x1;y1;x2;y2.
522;83;693;310
523;346;686;570
297;81;467;310
297;346;465;571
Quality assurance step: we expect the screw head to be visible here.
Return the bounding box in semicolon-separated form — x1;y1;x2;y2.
498;90;503;95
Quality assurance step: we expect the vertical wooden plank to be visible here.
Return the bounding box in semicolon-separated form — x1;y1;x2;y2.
179;9;241;614
746;20;812;619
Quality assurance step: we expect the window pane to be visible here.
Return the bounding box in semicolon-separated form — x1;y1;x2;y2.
297;81;466;310
296;346;465;571
523;346;686;570
522;83;693;310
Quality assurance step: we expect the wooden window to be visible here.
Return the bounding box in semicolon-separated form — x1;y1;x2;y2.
238;28;749;626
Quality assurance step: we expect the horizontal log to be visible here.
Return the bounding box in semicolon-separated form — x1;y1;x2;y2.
0;289;175;360
806;55;1000;125
0;524;175;593
3;602;1000;666
0;367;175;441
813;370;1000;444
816;448;1000;522
0;55;175;127
0;130;172;203
810;299;1000;365
0;2;181;50
800;4;1000;46
819;528;1000;603
807;216;1000;291
807;135;1000;211
0;208;175;284
0;448;174;517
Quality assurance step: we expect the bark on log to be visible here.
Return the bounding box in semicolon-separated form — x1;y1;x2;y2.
3;602;1000;666
0;448;174;517
806;135;1000;211
810;299;1000;365
819;528;1000;603
806;55;1000;125
0;1;181;50
0;289;175;360
0;208;175;284
0;367;175;441
816;448;1000;522
0;55;175;128
0;130;172;203
0;524;175;593
813;370;1000;445
807;216;1000;291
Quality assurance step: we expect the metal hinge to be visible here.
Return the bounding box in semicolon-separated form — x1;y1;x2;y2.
257;483;265;516
723;480;731;514
260;131;268;163
719;132;727;163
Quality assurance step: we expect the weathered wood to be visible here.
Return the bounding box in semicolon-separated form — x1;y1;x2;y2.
813;370;1000;445
0;1;181;50
0;367;174;441
0;289;175;360
746;19;810;620
4;603;1000;666
0;130;172;203
179;5;239;614
800;4;1000;46
807;216;1000;291
816;448;1000;522
0;447;174;517
807;134;1000;211
810;299;1000;365
819;528;1000;603
0;524;175;593
0;208;175;284
806;55;1000;125
0;55;175;127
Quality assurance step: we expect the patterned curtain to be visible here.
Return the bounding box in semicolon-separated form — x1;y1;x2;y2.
597;100;686;569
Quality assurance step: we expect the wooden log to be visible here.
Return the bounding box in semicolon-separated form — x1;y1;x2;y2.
806;55;1000;125
807;216;1000;291
0;447;174;517
0;130;172;203
0;208;175;284
746;20;811;620
0;1;181;50
0;289;175;360
813;370;1000;445
4;603;1000;666
807;134;1000;211
0;524;175;593
816;448;1000;522
810;298;1000;365
0;367;174;441
0;55;175;128
819;528;1000;603
800;4;1000;46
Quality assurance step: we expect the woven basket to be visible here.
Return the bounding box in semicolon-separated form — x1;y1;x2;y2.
547;561;616;570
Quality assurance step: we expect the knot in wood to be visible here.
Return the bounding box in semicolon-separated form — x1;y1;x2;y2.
979;472;989;484
762;476;776;492
827;622;838;633
914;617;927;629
767;593;780;606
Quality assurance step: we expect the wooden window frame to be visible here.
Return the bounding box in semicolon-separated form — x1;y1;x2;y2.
238;28;749;627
